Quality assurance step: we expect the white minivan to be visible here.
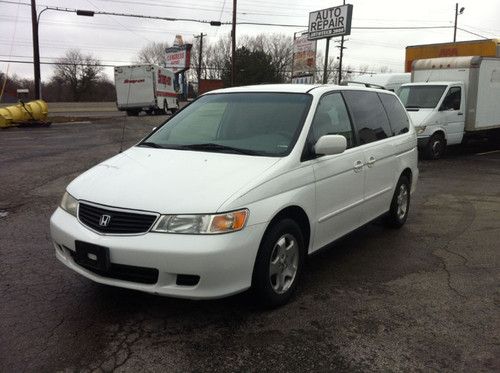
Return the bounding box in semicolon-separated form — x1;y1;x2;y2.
50;84;418;307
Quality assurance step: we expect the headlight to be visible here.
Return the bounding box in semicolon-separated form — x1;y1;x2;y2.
152;209;248;234
60;191;78;217
415;125;427;135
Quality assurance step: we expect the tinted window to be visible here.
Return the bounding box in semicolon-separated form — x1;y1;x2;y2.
379;93;409;135
440;87;461;110
310;93;355;148
343;91;392;144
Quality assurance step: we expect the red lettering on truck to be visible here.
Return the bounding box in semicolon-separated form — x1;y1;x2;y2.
157;73;172;85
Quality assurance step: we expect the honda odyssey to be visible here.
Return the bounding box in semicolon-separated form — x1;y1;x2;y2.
50;84;418;307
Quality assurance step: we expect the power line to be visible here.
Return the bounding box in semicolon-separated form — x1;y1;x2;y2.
0;59;120;67
456;27;489;39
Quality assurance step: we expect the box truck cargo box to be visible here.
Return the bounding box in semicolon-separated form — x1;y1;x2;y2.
114;64;179;116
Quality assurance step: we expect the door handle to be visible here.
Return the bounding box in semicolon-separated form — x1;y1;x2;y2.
366;156;376;167
457;112;464;116
353;160;364;172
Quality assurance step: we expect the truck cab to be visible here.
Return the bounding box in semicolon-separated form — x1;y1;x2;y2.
398;82;465;159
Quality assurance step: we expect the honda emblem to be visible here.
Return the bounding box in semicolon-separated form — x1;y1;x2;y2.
99;214;111;227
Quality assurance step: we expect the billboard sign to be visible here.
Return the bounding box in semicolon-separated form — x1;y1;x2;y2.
308;4;353;40
165;44;192;73
292;34;317;79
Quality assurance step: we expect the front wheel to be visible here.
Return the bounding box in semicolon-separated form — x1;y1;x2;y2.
252;219;305;308
424;133;446;160
385;175;410;229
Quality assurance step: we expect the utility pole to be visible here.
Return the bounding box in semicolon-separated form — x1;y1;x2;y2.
231;0;237;86
31;0;41;99
337;0;346;85
322;38;330;84
453;3;458;42
337;39;347;85
453;3;465;42
194;33;206;86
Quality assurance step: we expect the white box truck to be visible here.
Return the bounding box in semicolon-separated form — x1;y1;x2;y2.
114;64;179;116
398;56;500;159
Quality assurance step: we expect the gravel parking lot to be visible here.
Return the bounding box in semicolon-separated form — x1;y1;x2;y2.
0;117;499;372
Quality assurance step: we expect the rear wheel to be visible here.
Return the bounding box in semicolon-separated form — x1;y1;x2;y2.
424;133;446;160
252;219;305;308
126;110;139;116
385;175;410;229
170;99;179;114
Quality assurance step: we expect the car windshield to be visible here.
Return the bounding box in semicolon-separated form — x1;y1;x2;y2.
398;85;447;109
140;92;312;156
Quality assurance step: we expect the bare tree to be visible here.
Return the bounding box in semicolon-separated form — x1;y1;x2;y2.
314;54;354;84
136;41;170;65
53;49;104;101
203;34;232;80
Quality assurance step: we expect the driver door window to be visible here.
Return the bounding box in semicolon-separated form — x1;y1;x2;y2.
440;87;461;111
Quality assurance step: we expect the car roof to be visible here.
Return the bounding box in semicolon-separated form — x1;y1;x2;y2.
207;83;397;97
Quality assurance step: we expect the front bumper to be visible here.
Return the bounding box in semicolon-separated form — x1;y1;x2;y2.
50;207;266;299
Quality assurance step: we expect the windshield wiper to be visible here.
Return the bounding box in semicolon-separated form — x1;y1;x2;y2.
181;143;259;155
138;141;164;148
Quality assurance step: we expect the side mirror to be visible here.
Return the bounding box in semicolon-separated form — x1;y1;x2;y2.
314;135;347;156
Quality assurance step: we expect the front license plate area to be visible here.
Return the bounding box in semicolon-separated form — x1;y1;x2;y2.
74;241;110;271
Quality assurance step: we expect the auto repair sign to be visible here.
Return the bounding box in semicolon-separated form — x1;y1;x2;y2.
308;4;353;40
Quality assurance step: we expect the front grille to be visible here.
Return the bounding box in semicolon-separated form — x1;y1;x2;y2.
78;202;157;234
68;250;159;284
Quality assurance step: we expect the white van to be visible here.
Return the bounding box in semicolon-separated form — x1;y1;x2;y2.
114;64;179;116
50;84;418;307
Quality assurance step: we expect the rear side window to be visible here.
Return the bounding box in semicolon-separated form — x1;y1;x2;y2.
378;93;409;135
343;91;392;145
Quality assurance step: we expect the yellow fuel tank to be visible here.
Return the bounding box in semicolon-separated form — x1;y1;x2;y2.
0;100;49;128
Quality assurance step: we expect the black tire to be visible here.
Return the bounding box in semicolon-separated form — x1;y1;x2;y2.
170;107;178;114
252;219;305;308
385;175;411;229
126;110;139;117
424;133;446;160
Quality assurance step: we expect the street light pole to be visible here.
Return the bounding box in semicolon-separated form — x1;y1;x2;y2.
30;5;220;99
31;0;41;99
453;3;464;42
32;6;95;100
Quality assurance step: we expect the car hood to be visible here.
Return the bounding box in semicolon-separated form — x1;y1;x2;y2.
406;109;435;127
67;147;281;214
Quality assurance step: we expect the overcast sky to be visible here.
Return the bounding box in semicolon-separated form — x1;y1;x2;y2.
1;0;499;81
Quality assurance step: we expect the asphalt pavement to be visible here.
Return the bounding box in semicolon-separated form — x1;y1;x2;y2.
0;118;499;372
